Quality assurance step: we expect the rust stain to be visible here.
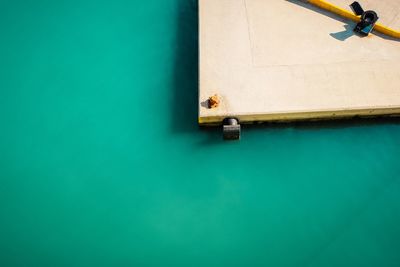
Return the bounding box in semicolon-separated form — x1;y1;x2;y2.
208;94;220;109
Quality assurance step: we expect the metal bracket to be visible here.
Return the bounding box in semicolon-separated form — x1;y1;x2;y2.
223;118;241;140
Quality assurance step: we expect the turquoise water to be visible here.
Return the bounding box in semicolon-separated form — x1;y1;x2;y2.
1;1;400;266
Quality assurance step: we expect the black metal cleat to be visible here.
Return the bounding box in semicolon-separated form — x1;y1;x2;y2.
350;1;379;37
223;118;241;140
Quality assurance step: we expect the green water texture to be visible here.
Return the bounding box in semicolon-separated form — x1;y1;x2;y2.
1;1;400;266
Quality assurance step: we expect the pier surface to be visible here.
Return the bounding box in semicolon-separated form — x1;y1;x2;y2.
199;0;400;125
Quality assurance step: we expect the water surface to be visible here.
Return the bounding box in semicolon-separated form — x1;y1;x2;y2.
0;1;399;266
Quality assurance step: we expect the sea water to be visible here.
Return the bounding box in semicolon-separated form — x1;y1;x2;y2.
0;1;399;266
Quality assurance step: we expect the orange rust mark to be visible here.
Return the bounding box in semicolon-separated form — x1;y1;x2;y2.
208;94;220;109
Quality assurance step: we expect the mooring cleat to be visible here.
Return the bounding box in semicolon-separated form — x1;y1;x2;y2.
350;1;379;36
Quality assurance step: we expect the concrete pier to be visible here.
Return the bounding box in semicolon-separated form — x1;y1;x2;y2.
199;0;400;125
